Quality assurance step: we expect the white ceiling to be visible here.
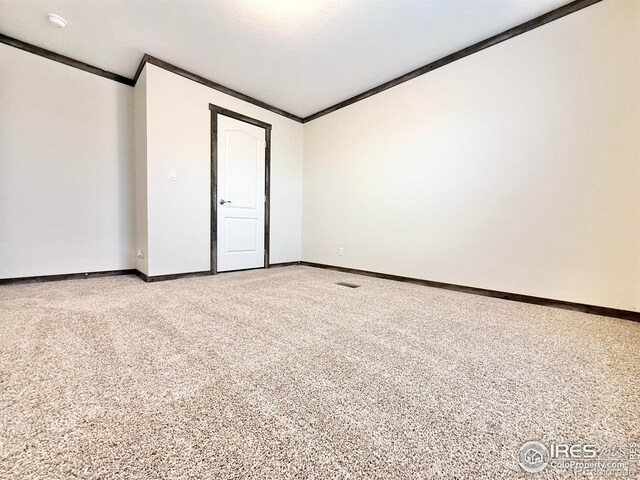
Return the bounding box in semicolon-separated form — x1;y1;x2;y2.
0;0;570;117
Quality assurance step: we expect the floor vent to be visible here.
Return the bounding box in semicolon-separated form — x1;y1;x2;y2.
336;281;360;288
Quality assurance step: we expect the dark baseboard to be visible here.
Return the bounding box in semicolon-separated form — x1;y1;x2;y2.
136;270;213;283
4;262;636;322
137;262;301;281
268;261;302;268
0;269;136;285
299;262;640;323
1;266;268;285
133;270;149;282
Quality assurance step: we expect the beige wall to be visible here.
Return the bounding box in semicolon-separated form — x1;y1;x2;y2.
0;43;135;278
2;0;638;313
141;64;303;276
133;68;149;275
302;0;640;311
0;47;304;280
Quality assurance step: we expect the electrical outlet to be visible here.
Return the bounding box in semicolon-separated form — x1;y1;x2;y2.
137;249;144;259
338;247;344;256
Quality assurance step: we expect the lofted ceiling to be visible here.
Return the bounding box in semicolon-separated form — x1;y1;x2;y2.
0;0;570;117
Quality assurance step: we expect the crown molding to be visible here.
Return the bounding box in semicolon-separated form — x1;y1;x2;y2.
1;0;602;124
302;0;601;123
138;55;303;122
0;33;134;86
0;35;302;122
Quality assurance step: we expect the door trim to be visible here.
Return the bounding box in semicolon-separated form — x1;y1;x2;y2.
209;104;272;274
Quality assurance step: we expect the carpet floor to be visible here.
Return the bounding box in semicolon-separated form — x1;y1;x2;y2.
1;266;638;479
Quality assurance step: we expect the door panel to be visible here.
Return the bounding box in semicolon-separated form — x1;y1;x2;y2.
225;217;258;253
225;131;258;209
217;114;266;272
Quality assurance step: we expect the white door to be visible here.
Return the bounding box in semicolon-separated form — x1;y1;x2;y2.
216;114;266;272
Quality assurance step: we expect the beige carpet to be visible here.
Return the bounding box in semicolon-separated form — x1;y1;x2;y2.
1;266;638;479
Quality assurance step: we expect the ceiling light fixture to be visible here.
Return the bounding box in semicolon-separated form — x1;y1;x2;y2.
47;13;67;28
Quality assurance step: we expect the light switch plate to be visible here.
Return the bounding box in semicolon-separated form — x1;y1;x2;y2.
169;170;177;181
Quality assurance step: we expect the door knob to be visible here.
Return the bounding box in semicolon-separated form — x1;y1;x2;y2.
219;199;231;205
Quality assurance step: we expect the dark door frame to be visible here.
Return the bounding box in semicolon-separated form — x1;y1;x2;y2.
209;104;272;274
